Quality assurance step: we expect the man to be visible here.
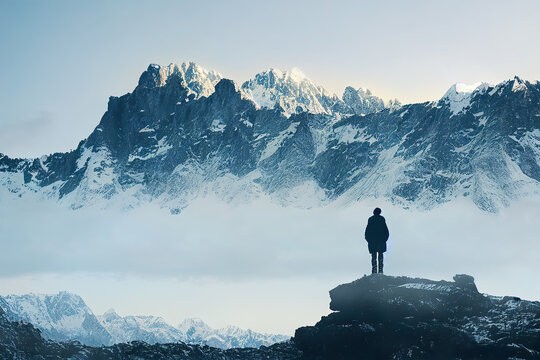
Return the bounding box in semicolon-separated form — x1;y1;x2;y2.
364;207;389;274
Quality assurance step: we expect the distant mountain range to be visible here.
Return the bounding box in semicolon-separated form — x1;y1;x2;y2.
0;292;289;348
2;274;539;359
0;62;538;212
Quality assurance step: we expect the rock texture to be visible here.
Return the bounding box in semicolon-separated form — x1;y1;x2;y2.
295;274;540;359
2;275;540;359
0;64;538;212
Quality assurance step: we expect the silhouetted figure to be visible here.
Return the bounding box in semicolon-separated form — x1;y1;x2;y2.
364;207;389;274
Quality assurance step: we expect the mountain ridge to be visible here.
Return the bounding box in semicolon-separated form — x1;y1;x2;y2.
0;63;538;212
0;291;289;348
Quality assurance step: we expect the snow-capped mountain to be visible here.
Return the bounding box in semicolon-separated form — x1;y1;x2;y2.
240;68;393;117
440;82;490;116
0;292;289;348
140;62;222;99
177;318;290;349
0;292;111;346
240;68;341;116
0;64;538;212
98;309;184;344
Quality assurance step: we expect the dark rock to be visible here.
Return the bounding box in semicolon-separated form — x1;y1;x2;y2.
294;274;540;360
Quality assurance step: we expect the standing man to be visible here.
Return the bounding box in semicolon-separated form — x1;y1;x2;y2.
364;207;389;274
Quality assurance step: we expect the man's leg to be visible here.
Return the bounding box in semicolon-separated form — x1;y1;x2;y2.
378;252;384;274
371;253;377;274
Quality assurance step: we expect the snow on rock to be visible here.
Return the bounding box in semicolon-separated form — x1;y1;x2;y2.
141;62;222;99
294;274;540;359
0;292;112;346
441;82;490;116
177;318;290;350
0;292;290;349
0;67;538;213
341;86;399;115
240;68;339;117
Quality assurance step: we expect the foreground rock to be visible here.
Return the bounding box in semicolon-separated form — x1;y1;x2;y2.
295;274;540;359
2;274;539;359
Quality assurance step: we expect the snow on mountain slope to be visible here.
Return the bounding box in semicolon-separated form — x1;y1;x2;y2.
178;318;290;349
139;62;221;99
0;64;538;212
342;86;401;115
98;309;184;344
440;81;490;116
0;292;112;346
240;68;342;117
0;292;290;348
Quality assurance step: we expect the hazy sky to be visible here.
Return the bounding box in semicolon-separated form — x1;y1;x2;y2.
1;0;540;157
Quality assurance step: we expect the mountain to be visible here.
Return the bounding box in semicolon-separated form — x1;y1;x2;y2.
0;292;111;346
0;304;299;359
342;85;401;115
0;292;289;349
140;61;222;99
240;68;393;117
240;68;341;116
98;308;184;345
177;318;290;349
2;275;539;359
0;64;538;212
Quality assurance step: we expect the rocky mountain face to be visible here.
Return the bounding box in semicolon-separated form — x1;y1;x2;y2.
0;304;299;360
2;275;539;359
0;293;288;349
342;85;401;115
0;292;111;346
0;63;538;212
294;274;540;359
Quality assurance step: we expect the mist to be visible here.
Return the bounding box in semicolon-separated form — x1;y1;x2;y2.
1;195;538;334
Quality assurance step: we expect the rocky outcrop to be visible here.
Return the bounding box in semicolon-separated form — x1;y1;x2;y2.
294;274;540;359
2;274;540;359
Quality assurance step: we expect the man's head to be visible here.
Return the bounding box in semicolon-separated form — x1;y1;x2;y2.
373;207;382;215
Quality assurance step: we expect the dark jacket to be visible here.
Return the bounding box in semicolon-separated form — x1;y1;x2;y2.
364;214;389;253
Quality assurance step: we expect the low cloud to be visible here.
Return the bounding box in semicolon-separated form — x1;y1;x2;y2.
1;196;539;299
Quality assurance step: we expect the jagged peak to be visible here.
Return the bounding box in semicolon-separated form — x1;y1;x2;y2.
214;78;238;95
508;75;527;92
440;81;490;116
442;82;490;99
138;62;222;98
240;67;336;116
341;85;395;114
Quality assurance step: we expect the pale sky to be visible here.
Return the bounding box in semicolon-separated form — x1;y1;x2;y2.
1;0;540;158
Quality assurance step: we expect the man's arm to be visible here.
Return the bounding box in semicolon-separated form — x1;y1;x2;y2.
365;218;371;241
